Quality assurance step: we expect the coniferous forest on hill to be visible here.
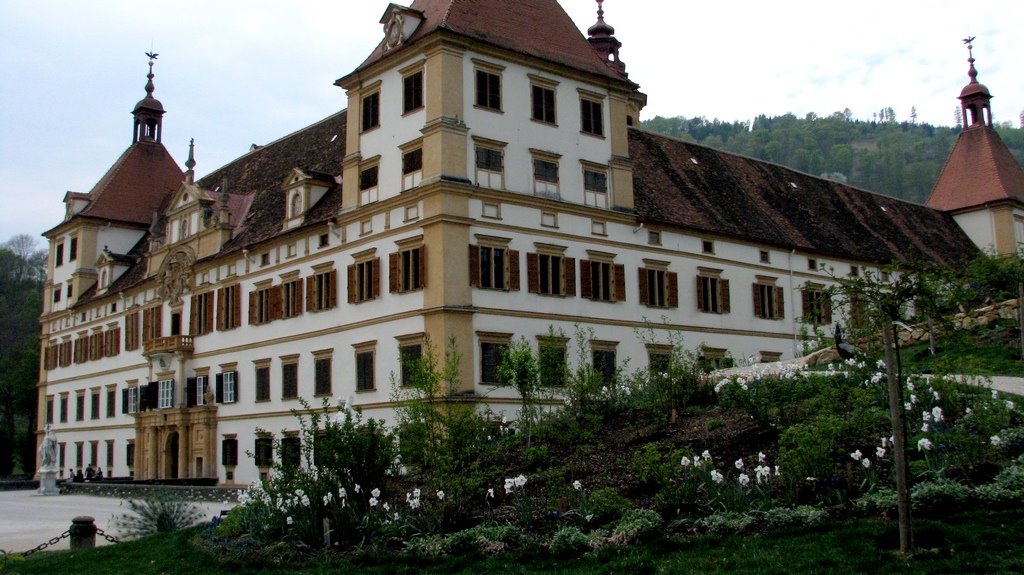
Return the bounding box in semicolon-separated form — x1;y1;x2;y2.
642;111;1024;205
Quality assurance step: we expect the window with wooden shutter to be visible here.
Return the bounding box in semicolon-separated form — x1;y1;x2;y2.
390;245;425;293
802;287;832;324
640;267;674;308
125;311;140;350
753;280;784;319
217;284;241;330
697;272;727;313
308;269;337;311
282;278;303;318
349;259;379;303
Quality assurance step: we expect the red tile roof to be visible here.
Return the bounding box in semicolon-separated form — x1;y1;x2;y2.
348;0;629;84
925;125;1024;212
77;142;183;226
630;128;979;269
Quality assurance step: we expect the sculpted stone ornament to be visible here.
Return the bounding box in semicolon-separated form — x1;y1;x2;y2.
158;250;195;304
37;424;60;495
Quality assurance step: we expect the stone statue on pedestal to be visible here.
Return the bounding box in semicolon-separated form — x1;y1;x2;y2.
37;424;60;495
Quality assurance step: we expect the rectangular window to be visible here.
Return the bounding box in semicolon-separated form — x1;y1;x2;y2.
75;442;83;468
90;390;100;419
282;278;303;319
217;371;237;404
126;441;135;468
282;362;298;400
478;246;506;289
250;286;272;325
125;312;140;351
90;441;98;467
314;357;332;396
142;306;162;342
125;387;138;414
527;252;574;296
52;288;61;303
66;284;73;300
355;350;375;391
390;246;424;293
697;274;730;314
194;375;208;407
702;240;714;254
69;237;78;261
644;268;666;307
534;158;559;183
359;165;379;205
474;145;504;189
106;388;116;418
60;395;68;423
592;349;616;385
46;396;54;424
106;440;114;468
580;98;604;136
191;292;213;335
348;259;380;303
802;288;832;325
583;169;608;208
222;437;238;466
103;328;120;358
254;436;273;468
403;71;423;113
759;250;771;264
158;379;174;409
307;268;337;312
808;258;818;271
281;435;301;468
361;91;380;131
55;243;64;267
399;344;422;388
538;340;567;387
402;148;423;190
75;394;84;421
255;365;270;402
480;341;507;385
753;282;785;320
475;69;501;111
532;85;556;124
217;284;241;330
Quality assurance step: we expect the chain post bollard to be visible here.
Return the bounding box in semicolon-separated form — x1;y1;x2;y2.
69;516;97;551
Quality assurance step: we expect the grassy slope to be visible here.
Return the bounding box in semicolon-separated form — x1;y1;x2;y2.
13;509;1024;574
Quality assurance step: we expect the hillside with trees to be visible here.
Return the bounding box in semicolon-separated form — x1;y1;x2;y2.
642;111;1024;205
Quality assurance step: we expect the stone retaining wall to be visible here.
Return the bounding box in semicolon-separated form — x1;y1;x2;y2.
894;298;1019;346
61;481;244;503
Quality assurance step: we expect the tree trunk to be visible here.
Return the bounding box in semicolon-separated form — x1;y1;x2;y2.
927;314;936;356
882;324;913;554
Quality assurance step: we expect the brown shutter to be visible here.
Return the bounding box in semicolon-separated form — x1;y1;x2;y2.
720;279;731;313
347;265;356;304
752;284;763;318
205;295;214;333
389;252;400;293
306;276;316;311
526;253;539;294
614;264;626;302
638;268;649;305
142;309;151;341
327;270;338;309
271;285;283;320
508;249;520;291
216;289;225;330
189;295;198;334
371;258;381;299
418;246;426;289
231;285;241;328
667;272;678;308
774;286;785;319
248;291;258;325
801;290;810;320
294;278;305;314
563;257;576;296
579;260;593;299
469;245;480;287
696;276;704;310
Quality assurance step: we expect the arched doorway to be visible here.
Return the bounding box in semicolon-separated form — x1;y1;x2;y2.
164;432;179;479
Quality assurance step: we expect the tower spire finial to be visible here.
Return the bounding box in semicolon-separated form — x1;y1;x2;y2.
144;51;159;97
963;36;978;84
185;138;196;183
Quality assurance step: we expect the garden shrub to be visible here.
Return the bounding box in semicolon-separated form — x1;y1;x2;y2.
972;483;1021;507
853;488;897;516
911;480;969;515
443;524;522;555
578;487;631;526
761;505;826;529
549;526;592;556
778;415;845;481
608;508;661;545
697;511;754;535
993;461;1024;493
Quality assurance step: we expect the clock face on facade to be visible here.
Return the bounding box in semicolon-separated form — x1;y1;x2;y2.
385;14;404;50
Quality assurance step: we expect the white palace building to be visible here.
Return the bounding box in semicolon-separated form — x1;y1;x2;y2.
37;0;1021;485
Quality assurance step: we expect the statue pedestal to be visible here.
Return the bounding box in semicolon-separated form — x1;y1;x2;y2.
37;469;60;496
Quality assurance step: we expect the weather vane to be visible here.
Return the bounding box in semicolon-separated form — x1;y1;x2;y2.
145;51;159;62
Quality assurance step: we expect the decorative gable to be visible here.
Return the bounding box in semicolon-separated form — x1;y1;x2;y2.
163;182;216;245
282;168;334;230
380;3;424;52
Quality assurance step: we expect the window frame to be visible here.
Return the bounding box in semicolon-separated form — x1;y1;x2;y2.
579;94;605;137
254;363;271;402
157;379;174;409
473;137;506;190
359;162;380;205
361;89;380;132
474;63;503;112
348;253;380;304
281;357;299;400
529;76;558;125
313;353;332;397
531;150;561;198
582;164;609;208
402;69;424;114
354;342;376;392
753;278;786;320
696;269;730;314
477;332;511;386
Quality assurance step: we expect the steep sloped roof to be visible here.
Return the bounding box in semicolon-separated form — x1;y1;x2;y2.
925;125;1024;212
630;128;979;269
350;0;628;83
76;142;183;226
196;110;347;254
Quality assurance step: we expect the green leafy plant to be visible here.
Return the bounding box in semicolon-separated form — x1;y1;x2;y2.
114;495;205;539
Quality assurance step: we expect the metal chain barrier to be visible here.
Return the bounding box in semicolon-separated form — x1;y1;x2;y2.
20;530;70;556
95;527;120;544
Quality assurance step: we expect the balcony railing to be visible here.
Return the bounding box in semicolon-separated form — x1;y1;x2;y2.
143;335;194;355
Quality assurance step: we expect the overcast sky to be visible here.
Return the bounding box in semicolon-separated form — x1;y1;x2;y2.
1;0;1021;244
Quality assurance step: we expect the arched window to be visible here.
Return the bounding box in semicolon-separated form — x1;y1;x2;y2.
291;192;303;217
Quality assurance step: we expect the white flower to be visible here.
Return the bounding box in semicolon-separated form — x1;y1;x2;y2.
323;493;334;506
775;465;781;477
738;473;751;486
710;470;724;484
992;389;999;400
966;407;973;414
504;478;515;494
339;487;347;499
991;435;1003;447
514;474;527;488
1006;400;1016;410
758;452;766;463
933;390;941;401
680;456;691;467
921;422;930;433
383;502;390;512
904;402;912;411
413;488;421;499
371;488;381;498
861;458;871;469
286;516;293;525
922;411;932;423
917;438;933;451
906;379;915;391
354;484;361;494
702;450;712;460
486;488;494;499
437;490;445;501
932;406;944;422
755;465;771;483
881;437;889;447
369;497;378;507
572;480;583;491
910;394;918;405
876;447;887;459
735;458;744;470
850;449;863;461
